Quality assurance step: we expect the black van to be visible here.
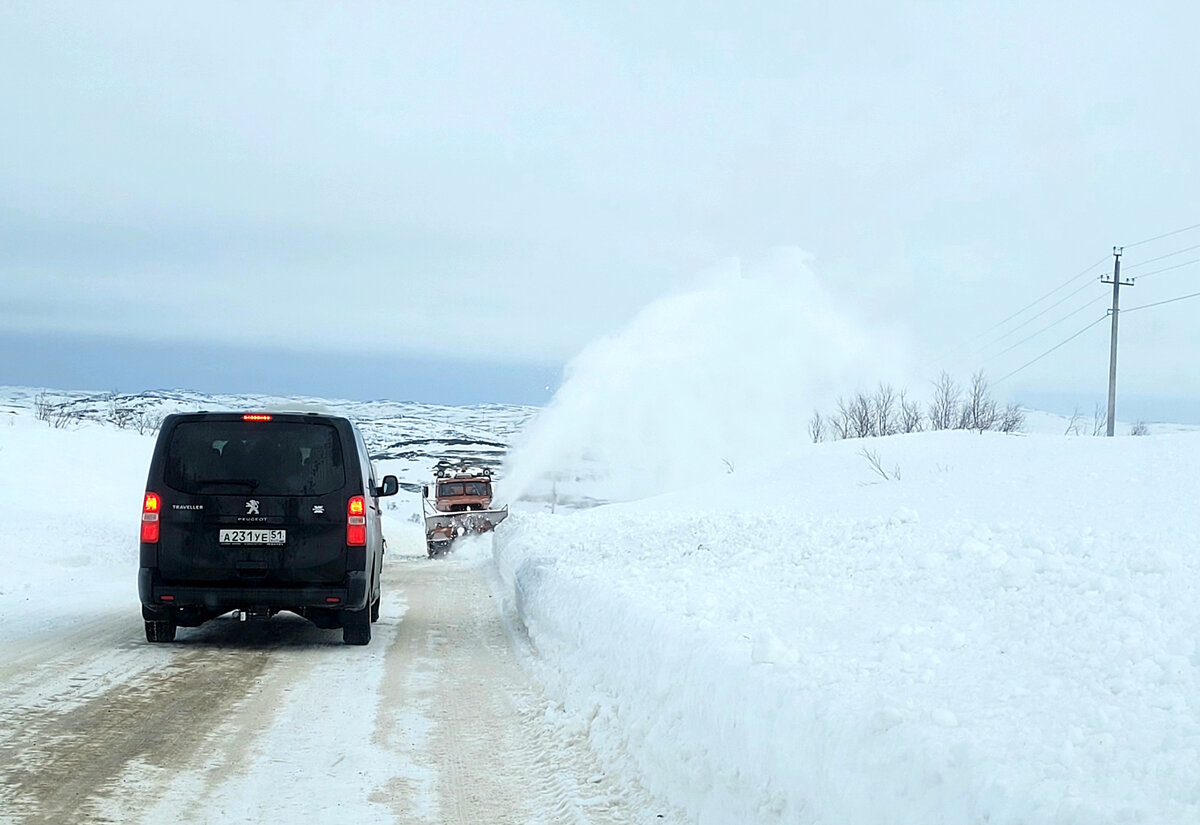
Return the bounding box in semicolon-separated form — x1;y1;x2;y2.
138;412;399;645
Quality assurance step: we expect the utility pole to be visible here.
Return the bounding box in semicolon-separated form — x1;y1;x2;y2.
1101;247;1134;437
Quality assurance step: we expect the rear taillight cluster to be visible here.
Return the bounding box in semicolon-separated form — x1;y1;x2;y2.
141;492;160;543
347;495;366;546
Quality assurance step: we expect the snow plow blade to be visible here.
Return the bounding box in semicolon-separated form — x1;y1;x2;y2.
423;506;509;538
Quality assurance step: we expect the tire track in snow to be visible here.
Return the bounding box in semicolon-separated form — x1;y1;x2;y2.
373;548;666;825
0;610;147;713
0;642;272;825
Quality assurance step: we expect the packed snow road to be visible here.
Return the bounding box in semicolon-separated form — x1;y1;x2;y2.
0;538;660;825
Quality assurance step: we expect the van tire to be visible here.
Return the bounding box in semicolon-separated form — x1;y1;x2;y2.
342;608;371;645
145;620;176;643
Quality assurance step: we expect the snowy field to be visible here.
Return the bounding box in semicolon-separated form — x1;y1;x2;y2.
496;428;1200;824
3;381;1200;823
0;410;152;637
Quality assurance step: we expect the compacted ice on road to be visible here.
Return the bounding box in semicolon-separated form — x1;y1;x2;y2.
0;537;664;825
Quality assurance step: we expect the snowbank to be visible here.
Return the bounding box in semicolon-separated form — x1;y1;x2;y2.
0;413;154;632
495;430;1200;824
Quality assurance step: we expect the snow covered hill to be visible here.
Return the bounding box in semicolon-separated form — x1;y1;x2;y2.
0;385;535;488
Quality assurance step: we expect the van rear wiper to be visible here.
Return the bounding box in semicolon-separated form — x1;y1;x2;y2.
195;478;260;490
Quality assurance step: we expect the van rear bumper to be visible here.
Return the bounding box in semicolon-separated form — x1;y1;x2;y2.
139;568;369;611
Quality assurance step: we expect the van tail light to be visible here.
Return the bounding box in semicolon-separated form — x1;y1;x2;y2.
347;495;366;546
141;492;161;543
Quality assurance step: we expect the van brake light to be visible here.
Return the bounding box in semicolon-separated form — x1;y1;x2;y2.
243;414;273;422
347;495;366;546
141;492;161;543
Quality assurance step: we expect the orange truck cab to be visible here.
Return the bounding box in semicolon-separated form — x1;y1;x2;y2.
432;476;494;512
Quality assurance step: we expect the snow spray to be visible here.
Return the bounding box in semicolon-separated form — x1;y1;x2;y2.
501;248;912;504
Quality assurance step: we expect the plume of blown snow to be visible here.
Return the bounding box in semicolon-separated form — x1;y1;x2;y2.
501;249;912;504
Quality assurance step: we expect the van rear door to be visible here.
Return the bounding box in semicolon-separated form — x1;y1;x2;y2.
156;417;352;585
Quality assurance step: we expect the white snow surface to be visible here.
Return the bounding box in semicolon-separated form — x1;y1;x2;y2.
495;429;1200;824
5;389;1200;824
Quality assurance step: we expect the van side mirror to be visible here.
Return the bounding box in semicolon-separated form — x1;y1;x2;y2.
376;475;399;497
422;485;429;498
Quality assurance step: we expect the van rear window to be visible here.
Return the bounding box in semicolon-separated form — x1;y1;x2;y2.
164;421;346;496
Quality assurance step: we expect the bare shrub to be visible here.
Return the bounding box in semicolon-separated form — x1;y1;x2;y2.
832;397;852;440
959;371;1000;433
34;392;79;429
109;404;135;429
1130;420;1149;436
898;390;924;433
871;383;897;437
818;371;1021;442
1091;403;1106;437
859;448;901;481
1064;407;1083;436
808;410;826;443
132;410;164;436
859;448;891;480
998;403;1026;434
835;394;874;439
848;391;874;438
928;372;962;431
34;392;54;423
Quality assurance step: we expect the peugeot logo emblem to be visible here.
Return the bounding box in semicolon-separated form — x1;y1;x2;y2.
245;499;260;515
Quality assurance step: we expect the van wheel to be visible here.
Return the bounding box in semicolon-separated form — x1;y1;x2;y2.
342;608;371;645
145;620;176;643
370;594;380;623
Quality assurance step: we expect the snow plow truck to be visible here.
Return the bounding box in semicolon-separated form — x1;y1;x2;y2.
423;466;508;557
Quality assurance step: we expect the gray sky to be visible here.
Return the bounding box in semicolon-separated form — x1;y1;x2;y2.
2;1;1198;411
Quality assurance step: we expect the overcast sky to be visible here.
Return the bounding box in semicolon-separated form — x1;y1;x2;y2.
2;1;1198;413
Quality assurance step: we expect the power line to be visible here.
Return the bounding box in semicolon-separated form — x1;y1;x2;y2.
1130;257;1200;282
967;227;1197;348
1122;242;1200;271
984;295;1108;362
1123;289;1200;315
959;254;1109;347
994;315;1109;385
1124;221;1200;249
976;279;1099;353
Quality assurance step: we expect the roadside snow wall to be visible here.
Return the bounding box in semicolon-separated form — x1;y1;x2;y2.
494;432;1200;825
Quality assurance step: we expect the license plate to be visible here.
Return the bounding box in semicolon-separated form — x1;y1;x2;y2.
219;529;286;545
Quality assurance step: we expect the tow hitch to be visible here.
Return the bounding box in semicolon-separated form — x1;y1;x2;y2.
233;606;272;621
